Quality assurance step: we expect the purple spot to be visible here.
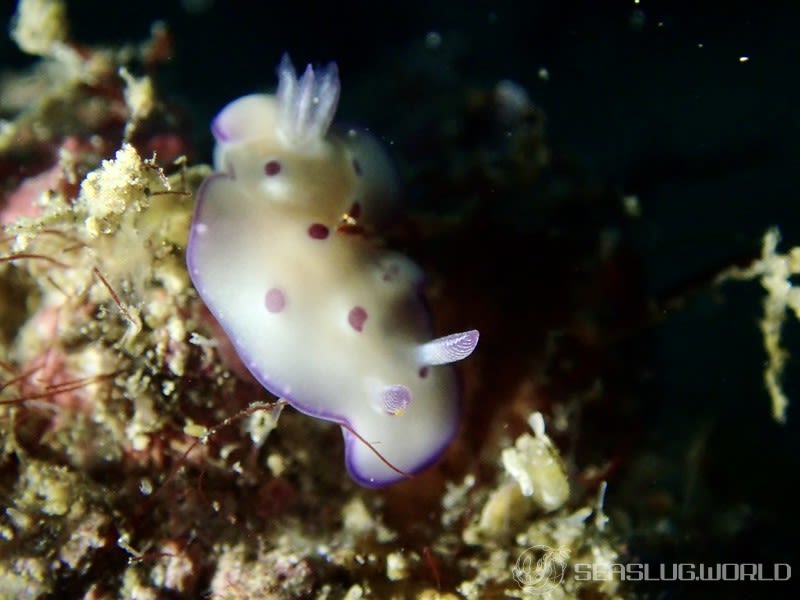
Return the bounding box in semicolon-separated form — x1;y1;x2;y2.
352;158;362;176
265;287;286;313
264;160;282;176
308;223;329;239
349;201;362;219
348;306;368;332
382;385;412;415
418;366;429;379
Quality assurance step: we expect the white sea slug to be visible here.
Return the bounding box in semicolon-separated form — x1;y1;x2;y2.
187;55;479;487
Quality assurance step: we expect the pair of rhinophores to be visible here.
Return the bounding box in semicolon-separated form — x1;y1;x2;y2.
187;54;479;487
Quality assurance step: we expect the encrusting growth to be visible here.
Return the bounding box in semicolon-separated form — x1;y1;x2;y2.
717;227;799;423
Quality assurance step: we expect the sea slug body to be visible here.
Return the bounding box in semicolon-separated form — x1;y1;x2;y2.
187;54;479;486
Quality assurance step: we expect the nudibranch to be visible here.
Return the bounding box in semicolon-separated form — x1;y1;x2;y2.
186;55;479;487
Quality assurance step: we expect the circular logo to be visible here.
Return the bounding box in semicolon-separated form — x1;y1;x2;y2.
512;544;569;596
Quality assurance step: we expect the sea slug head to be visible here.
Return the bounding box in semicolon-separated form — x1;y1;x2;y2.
209;54;398;225
211;53;339;152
